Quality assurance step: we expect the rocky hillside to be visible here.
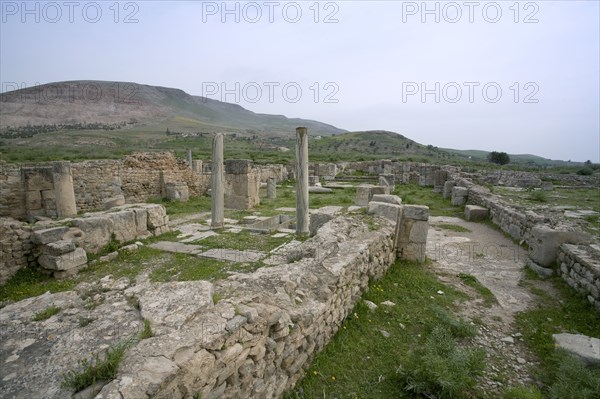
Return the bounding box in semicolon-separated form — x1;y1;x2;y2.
0;80;345;137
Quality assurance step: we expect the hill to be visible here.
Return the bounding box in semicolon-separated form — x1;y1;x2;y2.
0;80;581;168
0;80;345;137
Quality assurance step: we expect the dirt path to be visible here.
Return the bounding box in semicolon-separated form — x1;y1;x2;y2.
426;216;543;394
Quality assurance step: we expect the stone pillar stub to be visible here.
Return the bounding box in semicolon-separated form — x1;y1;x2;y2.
211;133;225;228
267;177;277;199
187;149;193;169
52;161;77;218
395;205;429;263
296;127;309;234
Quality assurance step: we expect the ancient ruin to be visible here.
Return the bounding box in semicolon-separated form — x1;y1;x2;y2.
0;130;598;399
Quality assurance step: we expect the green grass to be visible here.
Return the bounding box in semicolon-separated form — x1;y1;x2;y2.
515;274;600;396
196;229;291;252
62;341;129;393
33;305;62;321
148;196;211;218
397;324;486;398
394;184;463;217
80;246;161;281
503;386;543;399
458;273;498;307
139;319;153;339
149;253;231;282
528;190;548;203
284;260;474;399
438;223;472;233
0;268;75;304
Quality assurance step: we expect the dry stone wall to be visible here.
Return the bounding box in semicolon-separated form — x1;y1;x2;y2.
0;218;34;284
557;244;600;312
96;216;397;399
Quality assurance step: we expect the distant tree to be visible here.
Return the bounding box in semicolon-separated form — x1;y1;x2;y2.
166;128;171;136
488;151;510;165
584;160;592;165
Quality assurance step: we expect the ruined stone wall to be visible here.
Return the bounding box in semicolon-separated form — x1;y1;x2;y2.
97;217;397;399
0;218;34;284
0;153;212;219
0;164;26;220
256;164;291;183
463;180;545;243
557;244;600;313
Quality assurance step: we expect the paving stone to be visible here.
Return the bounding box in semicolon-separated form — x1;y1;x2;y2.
149;241;203;255
199;248;265;263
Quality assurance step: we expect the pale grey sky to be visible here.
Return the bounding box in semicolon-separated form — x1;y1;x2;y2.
1;1;599;162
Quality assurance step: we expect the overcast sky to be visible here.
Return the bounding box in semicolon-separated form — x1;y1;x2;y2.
1;1;599;162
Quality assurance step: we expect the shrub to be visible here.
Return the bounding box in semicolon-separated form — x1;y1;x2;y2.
529;191;548;203
397;325;485;398
576;168;593;176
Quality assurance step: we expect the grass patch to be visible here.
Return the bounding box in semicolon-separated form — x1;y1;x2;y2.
139;319;153;339
62;341;129;393
148;196;211;218
528;190;548;203
438;223;472;233
397;324;486;398
516;274;600;396
0;268;75;304
458;273;498;307
196;229;291;252
546;351;600;399
80;246;162;281
284;260;472;399
33;305;62;321
503;386;543;399
149;253;230;282
393;184;463;217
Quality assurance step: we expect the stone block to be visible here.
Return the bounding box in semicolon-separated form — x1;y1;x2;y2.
378;174;395;191
309;213;335;236
443;180;456;199
38;247;87;271
103;195;126;210
409;221;429;243
464;205;489;221
40;240;76;256
32;226;69;244
371;194;402;205
132;207;149;235
72;216;115;253
553;333;600;366
451;186;468;206
165;184;189;202
309;187;333;193
146;204;168;229
529;224;591;267
225;159;253;174
25;191;42;210
403;205;429;221
355;185;390;206
367;202;403;222
108;210;138;243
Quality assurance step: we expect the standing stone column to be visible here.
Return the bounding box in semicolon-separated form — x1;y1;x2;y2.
52;161;77;218
296;127;309;234
211;133;224;228
187;149;193;170
267;177;277;199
